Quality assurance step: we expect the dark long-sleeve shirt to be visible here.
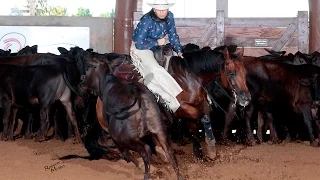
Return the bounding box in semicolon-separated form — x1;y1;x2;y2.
132;11;183;53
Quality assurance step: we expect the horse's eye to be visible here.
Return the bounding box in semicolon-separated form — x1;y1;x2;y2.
229;71;236;76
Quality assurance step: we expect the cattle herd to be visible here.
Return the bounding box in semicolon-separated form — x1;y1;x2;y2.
0;44;320;180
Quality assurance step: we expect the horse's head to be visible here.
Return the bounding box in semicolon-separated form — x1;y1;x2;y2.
182;43;200;53
78;52;111;97
153;44;174;67
221;47;251;107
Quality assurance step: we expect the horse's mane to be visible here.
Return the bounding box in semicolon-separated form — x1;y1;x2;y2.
175;49;225;75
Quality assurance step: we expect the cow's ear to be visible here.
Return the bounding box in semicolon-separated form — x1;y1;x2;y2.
57;47;69;55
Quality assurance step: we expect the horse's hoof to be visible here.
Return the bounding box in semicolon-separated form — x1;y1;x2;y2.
14;134;23;140
271;138;280;144
144;174;151;180
311;141;319;148
24;134;33;140
178;176;185;180
1;134;7;141
193;149;203;161
256;136;263;144
206;139;217;160
220;139;231;146
105;151;121;161
177;139;188;146
73;137;82;144
246;139;257;146
7;135;14;141
34;135;46;142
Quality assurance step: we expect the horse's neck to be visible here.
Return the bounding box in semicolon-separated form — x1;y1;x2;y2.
245;58;288;81
153;45;175;71
200;72;221;86
95;66;113;98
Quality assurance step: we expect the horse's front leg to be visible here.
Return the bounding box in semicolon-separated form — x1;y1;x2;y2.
244;105;256;146
265;111;279;144
175;104;205;160
222;101;237;144
198;101;216;160
186;120;203;160
200;114;216;160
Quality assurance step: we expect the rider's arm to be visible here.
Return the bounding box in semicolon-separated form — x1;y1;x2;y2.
132;16;158;50
167;12;183;53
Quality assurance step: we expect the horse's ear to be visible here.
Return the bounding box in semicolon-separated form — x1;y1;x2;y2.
299;78;313;86
235;47;244;57
223;47;230;61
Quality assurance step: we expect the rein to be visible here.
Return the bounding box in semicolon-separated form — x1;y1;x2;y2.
206;81;239;119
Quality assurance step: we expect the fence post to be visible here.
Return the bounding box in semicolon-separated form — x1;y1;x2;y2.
114;0;137;54
216;10;225;47
297;11;309;53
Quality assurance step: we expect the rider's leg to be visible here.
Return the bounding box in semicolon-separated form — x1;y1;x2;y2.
130;45;183;112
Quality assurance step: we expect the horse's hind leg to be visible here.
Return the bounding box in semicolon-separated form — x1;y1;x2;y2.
187;121;203;159
257;111;264;144
154;131;184;180
300;105;318;147
265;112;279;144
61;100;81;143
133;141;152;180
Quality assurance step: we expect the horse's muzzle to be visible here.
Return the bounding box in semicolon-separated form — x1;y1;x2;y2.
238;91;251;107
78;85;90;97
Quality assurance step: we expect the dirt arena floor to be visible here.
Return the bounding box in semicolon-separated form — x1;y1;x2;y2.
0;138;320;180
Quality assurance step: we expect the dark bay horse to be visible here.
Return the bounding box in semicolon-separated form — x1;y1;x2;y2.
223;56;320;147
79;58;184;180
82;47;251;160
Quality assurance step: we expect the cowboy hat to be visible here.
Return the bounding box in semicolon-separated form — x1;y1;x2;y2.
147;0;175;10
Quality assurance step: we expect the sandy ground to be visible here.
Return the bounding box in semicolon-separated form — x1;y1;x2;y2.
0;138;320;180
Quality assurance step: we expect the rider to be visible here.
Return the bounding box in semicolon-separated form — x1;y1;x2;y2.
130;0;184;112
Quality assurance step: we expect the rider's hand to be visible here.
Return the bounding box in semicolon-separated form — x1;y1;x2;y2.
178;52;184;59
157;38;166;46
